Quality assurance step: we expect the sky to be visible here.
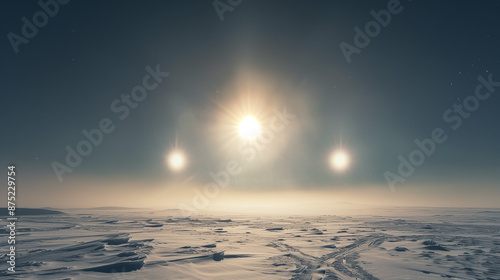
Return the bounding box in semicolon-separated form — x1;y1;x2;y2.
1;0;499;209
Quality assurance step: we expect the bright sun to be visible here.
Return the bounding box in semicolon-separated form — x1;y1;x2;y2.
330;150;350;172
167;150;186;171
239;116;260;139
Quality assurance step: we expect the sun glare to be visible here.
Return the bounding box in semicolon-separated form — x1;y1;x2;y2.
167;150;186;172
239;116;260;139
330;150;350;172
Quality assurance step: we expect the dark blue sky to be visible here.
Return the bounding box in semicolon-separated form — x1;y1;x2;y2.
1;0;499;207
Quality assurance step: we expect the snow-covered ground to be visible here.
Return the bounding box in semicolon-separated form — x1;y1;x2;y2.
1;207;499;279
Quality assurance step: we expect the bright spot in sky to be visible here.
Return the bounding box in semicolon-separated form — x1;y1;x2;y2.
239;116;260;139
167;150;186;171
330;150;350;172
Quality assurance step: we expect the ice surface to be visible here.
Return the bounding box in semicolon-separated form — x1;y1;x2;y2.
0;207;499;279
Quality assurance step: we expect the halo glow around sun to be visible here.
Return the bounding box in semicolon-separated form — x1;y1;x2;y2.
239;116;260;139
167;150;186;172
330;150;350;172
